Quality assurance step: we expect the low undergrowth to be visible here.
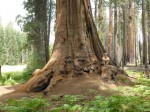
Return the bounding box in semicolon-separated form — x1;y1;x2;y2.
0;93;150;112
0;70;150;112
49;78;150;112
126;70;143;76
49;95;150;112
0;96;49;112
0;71;31;86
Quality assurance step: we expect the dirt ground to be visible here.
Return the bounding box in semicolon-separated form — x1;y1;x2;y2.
0;75;121;101
0;65;140;102
0;85;33;102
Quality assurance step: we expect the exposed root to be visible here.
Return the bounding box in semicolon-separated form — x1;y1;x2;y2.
43;75;63;95
101;65;132;85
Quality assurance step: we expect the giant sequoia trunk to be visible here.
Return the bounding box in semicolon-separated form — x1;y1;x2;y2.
20;0;129;94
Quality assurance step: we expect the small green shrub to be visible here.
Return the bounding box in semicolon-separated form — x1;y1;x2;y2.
0;71;31;85
125;70;143;77
136;78;150;86
3;79;16;85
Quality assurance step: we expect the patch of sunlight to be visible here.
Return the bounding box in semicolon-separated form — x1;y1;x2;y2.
1;65;27;73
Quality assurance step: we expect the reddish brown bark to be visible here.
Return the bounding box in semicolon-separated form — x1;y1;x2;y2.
19;0;129;94
128;0;135;63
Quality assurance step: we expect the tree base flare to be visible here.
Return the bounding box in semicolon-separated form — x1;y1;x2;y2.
101;65;132;84
18;64;132;95
17;0;132;95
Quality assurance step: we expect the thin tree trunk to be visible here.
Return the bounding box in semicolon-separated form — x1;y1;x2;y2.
108;0;113;57
47;0;53;59
97;0;103;30
31;0;47;69
147;1;150;64
126;2;130;63
94;0;98;22
129;0;135;63
134;27;137;66
122;5;126;69
142;0;148;68
139;39;142;65
113;0;117;63
44;0;49;63
0;65;1;77
134;3;138;66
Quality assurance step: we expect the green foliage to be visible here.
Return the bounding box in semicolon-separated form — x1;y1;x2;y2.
16;0;56;71
49;94;150;112
25;43;54;73
0;94;150;112
0;96;49;112
26;53;46;73
49;76;150;112
136;78;150;86
126;70;150;86
116;85;150;97
50;95;86;112
1;78;150;112
125;70;143;76
0;71;149;112
0;22;29;65
0;72;31;86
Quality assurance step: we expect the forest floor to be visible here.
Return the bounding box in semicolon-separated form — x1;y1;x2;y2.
0;65;150;111
0;75;117;101
0;65;148;101
125;65;150;71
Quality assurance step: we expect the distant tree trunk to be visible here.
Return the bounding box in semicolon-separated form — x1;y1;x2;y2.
44;0;49;63
98;0;103;24
94;0;98;22
0;65;1;77
46;0;53;61
20;0;128;94
117;7;123;66
147;1;150;64
142;0;148;68
135;33;137;66
31;0;48;69
108;0;113;57
128;0;135;63
113;0;117;63
97;0;103;29
139;39;142;65
125;2;130;63
134;3;138;66
122;4;126;69
134;25;138;66
97;0;108;50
